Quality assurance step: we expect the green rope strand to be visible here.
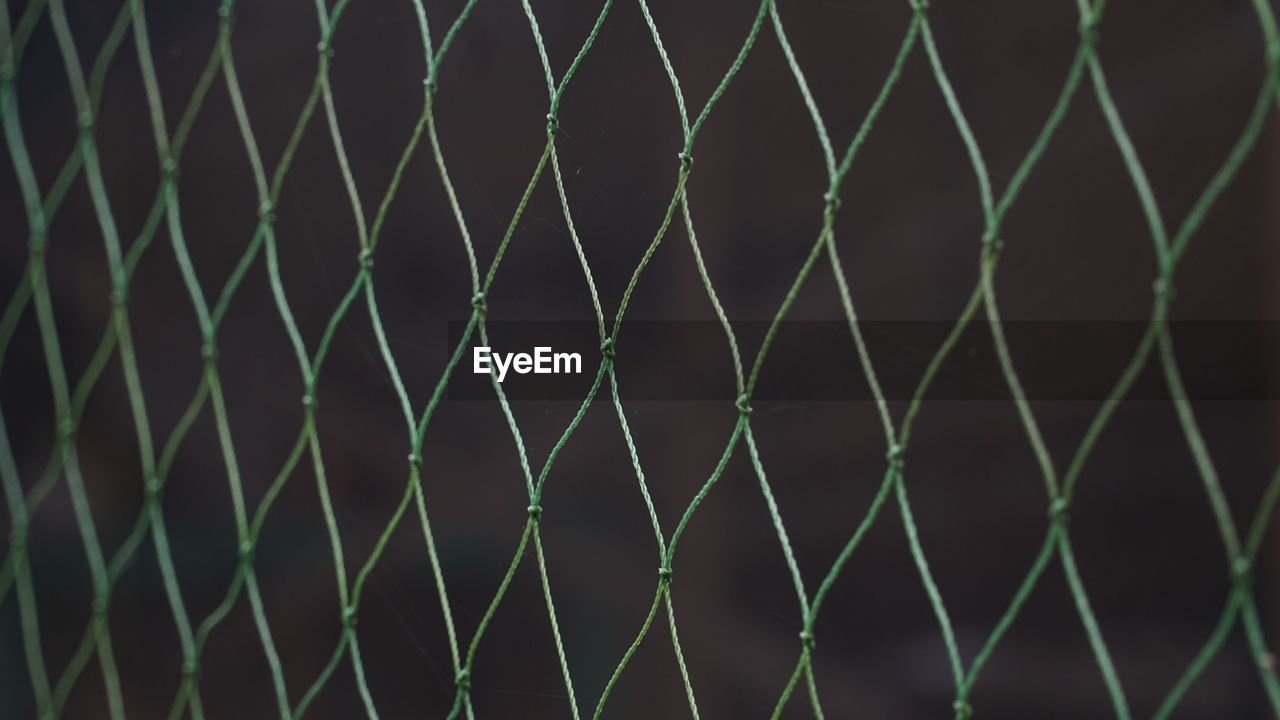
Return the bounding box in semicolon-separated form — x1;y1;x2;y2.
8;6;245;710
0;5;56;712
953;0;1280;713
26;1;133;715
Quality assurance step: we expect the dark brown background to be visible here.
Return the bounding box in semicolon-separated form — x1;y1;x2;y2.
2;0;1278;718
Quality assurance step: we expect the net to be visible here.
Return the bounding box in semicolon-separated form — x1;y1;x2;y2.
1;0;1279;718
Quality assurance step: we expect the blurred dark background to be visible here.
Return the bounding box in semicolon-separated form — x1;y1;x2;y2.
2;0;1279;718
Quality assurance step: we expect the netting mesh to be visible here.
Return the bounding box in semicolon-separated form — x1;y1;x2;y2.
2;0;1279;718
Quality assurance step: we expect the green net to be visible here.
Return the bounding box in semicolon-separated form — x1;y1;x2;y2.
1;0;1279;719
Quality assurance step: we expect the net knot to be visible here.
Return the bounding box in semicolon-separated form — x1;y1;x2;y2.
57;418;76;440
658;566;673;582
77;111;95;133
200;343;218;362
527;504;543;518
109;289;127;307
182;659;199;677
91;595;109;614
161;157;179;180
982;235;1004;257
1232;557;1252;584
1152;278;1175;302
1048;497;1070;524
677;151;693;170
424;77;439;96
9;525;26;550
407;452;422;469
341;606;358;627
822;191;841;215
455;668;471;689
317;40;335;58
216;5;235;22
600;337;616;360
145;476;163;499
546;113;559;136
301;393;317;409
238;540;255;561
258;201;277;223
798;630;816;650
1078;15;1100;44
886;444;904;469
471;292;487;314
735;394;753;415
952;700;973;719
358;248;375;270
